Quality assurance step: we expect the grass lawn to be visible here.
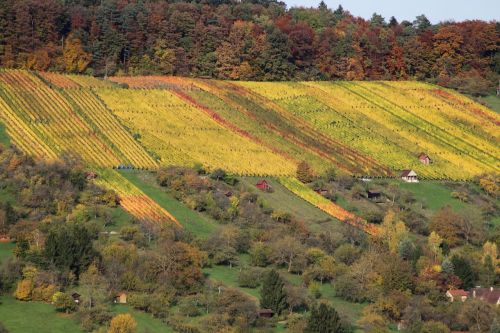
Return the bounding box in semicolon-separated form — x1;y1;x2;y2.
118;170;219;238
391;180;467;212
0;242;14;264
112;304;174;333
0;296;83;333
203;264;260;300
282;270;366;329
0;122;10;146
103;206;135;232
478;95;500;113
239;176;336;232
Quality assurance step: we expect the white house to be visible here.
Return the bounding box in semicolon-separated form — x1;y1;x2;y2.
401;170;419;183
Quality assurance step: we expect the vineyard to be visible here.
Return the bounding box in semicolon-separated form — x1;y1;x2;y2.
278;177;379;235
96;88;296;176
0;70;498;231
94;169;180;227
237;81;499;180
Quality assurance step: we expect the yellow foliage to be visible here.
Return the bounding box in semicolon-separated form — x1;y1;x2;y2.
380;210;408;254
108;313;137;333
483;241;500;273
14;279;33;301
61;34;92;73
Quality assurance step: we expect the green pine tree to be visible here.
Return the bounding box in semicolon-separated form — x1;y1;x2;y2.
451;256;476;289
260;270;287;315
305;303;345;333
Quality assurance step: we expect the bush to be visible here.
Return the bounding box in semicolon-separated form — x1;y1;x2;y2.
52;291;77;313
238;268;263;288
77;305;113;332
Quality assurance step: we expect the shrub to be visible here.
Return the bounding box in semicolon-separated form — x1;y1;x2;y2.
52;291;77;313
238;268;263;288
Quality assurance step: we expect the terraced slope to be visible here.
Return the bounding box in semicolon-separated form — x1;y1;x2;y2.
237;81;499;180
1;70;498;183
96;88;296;176
0;70;166;224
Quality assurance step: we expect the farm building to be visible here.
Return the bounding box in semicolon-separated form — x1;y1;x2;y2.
401;170;419;183
471;287;500;305
367;190;381;199
418;153;432;165
258;309;275;318
446;289;468;302
256;180;271;191
115;292;127;304
71;292;81;304
446;287;500;305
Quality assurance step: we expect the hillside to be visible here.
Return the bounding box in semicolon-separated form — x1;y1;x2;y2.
0;70;498;181
0;71;498;332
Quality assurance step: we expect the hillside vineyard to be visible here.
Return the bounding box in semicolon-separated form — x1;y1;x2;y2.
0;70;497;181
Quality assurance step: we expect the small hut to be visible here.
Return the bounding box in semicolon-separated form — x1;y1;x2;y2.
71;292;81;304
115;292;127;304
258;309;275;318
418;153;432;165
401;170;419;183
256;180;271;191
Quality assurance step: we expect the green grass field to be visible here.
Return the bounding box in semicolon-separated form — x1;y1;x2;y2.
0;242;14;264
479;95;500;113
118;170;219;238
392;180;467;211
0;296;173;333
203;265;260;300
0;296;83;333
104;206;135;232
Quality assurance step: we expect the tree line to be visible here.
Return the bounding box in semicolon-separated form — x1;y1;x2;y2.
0;0;498;95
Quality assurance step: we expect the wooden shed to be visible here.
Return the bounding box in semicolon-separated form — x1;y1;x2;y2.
256;180;271;191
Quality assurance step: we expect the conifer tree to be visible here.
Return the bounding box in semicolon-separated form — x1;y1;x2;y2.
305;303;345;333
260;270;287;315
451;256;476;289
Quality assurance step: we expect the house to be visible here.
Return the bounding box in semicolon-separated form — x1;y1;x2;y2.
367;190;381;199
257;309;275;318
115;292;127;304
446;289;469;302
71;292;81;304
418;153;432;165
256;180;271;191
471;287;500;306
401;170;419;183
85;171;98;180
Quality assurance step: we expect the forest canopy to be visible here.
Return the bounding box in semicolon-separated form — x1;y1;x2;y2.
0;0;498;94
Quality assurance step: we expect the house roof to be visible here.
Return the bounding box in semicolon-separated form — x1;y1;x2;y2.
256;180;269;185
472;288;500;304
401;170;417;177
367;190;381;194
447;289;469;297
418;153;430;159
